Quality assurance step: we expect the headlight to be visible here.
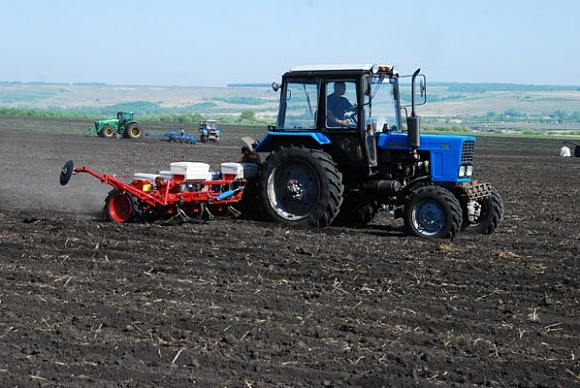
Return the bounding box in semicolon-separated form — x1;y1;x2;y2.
459;165;473;177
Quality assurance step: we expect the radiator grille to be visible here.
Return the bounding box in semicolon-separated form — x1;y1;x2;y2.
461;140;475;164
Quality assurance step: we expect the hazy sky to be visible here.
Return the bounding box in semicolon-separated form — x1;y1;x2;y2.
1;0;578;86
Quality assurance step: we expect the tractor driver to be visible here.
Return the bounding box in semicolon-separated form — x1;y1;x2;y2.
326;81;355;127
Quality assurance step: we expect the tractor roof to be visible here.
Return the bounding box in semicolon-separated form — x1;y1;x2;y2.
286;64;395;76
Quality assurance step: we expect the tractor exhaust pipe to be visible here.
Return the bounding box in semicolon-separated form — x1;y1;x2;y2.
361;180;402;196
407;68;421;151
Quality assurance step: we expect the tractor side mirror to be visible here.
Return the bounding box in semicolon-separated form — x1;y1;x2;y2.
415;75;427;105
272;82;281;92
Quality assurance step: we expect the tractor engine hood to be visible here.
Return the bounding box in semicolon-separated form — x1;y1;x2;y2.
377;132;475;151
377;132;476;183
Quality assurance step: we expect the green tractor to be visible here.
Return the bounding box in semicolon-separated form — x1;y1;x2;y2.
89;111;144;139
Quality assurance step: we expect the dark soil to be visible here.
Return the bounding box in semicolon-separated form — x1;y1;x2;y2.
0;119;579;387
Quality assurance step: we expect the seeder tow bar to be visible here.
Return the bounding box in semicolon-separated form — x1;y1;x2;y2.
60;160;254;223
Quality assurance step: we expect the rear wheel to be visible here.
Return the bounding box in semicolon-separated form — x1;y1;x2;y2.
200;134;208;143
404;185;463;239
259;147;344;227
104;190;139;223
99;124;116;138
124;122;144;139
463;186;504;234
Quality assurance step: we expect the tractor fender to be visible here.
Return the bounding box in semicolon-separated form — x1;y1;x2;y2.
254;132;331;153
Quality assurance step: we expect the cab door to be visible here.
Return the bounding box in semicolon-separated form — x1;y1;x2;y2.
322;78;367;167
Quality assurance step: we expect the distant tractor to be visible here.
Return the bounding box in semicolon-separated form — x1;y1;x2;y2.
199;120;220;143
89;111;144;139
249;64;504;239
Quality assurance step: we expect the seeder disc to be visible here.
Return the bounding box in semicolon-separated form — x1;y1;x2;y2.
60;160;74;186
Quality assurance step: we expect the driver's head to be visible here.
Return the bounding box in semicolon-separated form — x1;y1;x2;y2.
333;81;346;95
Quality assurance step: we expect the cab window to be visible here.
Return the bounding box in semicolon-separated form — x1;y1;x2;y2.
279;80;318;129
326;80;357;128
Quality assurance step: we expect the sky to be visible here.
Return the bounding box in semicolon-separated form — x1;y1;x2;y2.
0;0;579;87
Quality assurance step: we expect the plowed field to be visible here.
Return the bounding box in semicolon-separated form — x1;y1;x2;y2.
0;118;578;387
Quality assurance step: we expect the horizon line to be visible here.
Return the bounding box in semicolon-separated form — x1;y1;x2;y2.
1;80;579;89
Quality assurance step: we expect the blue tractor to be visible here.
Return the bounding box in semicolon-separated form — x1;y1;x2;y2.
250;64;504;239
199;120;220;143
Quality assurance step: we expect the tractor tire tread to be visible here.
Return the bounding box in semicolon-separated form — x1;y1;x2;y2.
482;186;504;234
124;122;144;139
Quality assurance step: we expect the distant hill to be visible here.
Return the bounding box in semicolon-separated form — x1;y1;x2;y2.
430;82;580;93
1;81;579;126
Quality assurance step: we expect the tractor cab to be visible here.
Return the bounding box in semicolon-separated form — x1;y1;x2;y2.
116;111;134;125
256;64;424;176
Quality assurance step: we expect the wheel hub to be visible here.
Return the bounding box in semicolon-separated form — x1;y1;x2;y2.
267;162;320;221
286;178;304;200
413;201;445;236
107;194;133;223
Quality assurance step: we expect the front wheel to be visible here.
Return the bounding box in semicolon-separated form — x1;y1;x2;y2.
404;185;463;239
99;124;116;138
259;147;344;227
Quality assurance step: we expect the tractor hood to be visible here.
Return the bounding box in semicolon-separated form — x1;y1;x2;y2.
377;132;475;151
378;132;476;183
95;119;119;125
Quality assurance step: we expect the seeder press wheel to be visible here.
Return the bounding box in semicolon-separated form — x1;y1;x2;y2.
105;190;138;223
